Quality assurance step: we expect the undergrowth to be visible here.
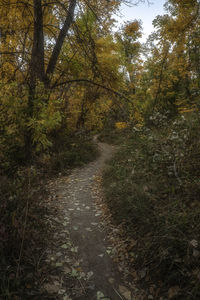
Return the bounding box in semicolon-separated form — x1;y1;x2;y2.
103;112;200;299
49;133;99;172
0;133;98;299
98;127;129;145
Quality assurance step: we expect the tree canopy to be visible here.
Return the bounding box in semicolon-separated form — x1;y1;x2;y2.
0;0;199;162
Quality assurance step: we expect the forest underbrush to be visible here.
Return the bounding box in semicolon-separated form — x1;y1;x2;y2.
98;126;129;145
103;111;200;300
0;133;98;299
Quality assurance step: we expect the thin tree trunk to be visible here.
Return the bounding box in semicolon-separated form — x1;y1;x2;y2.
152;45;169;111
46;0;76;79
26;0;45;161
29;0;45;89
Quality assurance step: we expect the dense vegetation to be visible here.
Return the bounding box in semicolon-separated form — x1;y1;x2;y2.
0;0;199;298
103;112;200;299
101;0;200;298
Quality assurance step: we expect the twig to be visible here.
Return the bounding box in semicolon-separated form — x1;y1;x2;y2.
113;287;124;299
36;250;47;272
173;160;182;185
16;169;31;278
52;79;133;104
78;278;86;294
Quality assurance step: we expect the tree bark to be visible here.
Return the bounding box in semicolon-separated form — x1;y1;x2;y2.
46;0;76;79
152;45;169;111
29;0;45;88
26;0;45;161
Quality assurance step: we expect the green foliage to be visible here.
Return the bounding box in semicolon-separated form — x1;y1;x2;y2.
137;0;200;117
0;82;64;172
28;85;62;153
0;82;29;169
103;112;200;299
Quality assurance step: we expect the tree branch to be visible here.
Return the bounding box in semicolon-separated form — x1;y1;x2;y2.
29;0;45;87
46;0;77;79
52;79;133;103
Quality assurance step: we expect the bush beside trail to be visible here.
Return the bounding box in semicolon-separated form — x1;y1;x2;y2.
103;112;200;300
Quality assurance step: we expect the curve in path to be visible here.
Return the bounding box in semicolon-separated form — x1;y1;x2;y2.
43;142;135;300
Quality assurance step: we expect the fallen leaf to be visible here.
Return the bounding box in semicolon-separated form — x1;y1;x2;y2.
98;253;104;258
73;226;79;231
71;246;78;253
63;266;71;273
119;285;131;300
61;244;69;249
87;271;94;279
108;278;115;284
63;295;72;300
56;262;63;267
71;268;78;277
95;213;101;217
97;291;110;300
193;249;200;257
168;286;180;299
91;222;98;226
138;268;147;279
58;289;66;294
43;283;60;294
190;239;198;248
85;227;92;232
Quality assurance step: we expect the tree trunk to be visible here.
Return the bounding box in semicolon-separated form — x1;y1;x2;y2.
46;0;77;79
25;0;45;161
25;0;77;160
29;0;45;89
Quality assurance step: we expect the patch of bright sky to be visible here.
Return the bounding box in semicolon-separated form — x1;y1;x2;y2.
114;0;167;42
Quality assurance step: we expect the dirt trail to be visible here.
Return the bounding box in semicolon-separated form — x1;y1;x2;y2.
42;142;137;300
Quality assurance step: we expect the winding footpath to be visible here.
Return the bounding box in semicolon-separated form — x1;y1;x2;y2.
42;142;142;300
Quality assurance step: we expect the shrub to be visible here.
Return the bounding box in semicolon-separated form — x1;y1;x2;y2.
103;112;200;299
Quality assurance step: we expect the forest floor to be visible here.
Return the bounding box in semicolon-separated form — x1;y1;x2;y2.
40;141;147;300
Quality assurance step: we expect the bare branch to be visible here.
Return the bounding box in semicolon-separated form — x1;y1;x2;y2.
52;79;133;103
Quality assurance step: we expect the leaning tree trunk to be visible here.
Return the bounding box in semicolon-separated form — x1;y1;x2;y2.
46;0;77;81
25;0;77;160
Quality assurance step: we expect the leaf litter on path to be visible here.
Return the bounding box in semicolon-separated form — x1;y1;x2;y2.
39;142;146;299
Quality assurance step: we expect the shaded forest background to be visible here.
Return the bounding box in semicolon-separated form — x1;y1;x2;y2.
0;0;200;299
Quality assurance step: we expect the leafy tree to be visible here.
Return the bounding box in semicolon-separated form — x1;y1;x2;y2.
0;0;132;160
115;20;143;95
136;0;200;120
